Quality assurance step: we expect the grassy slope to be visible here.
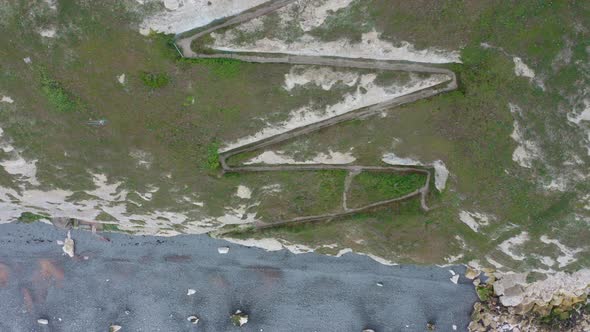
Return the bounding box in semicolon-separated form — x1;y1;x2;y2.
0;0;588;269
229;1;590;268
347;172;426;209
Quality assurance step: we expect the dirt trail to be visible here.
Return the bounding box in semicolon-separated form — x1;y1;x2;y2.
175;0;458;229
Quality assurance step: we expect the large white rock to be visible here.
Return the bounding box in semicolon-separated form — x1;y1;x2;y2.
62;231;75;258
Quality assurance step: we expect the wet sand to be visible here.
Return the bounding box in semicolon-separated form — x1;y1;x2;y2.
0;222;476;331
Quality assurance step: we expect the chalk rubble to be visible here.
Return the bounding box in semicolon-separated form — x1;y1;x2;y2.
62;231;74;258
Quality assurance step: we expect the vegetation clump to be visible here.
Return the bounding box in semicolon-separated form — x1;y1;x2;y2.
18;212;48;223
187;57;245;79
39;68;82;113
348;171;426;208
204;142;220;171
140;72;170;89
190;34;216;54
476;285;493;301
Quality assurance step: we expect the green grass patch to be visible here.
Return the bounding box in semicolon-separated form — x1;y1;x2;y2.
476;285;493;301
348;171;426;208
18;212;49;223
39;67;83;113
181;57;244;79
204;141;220;171
101;223;120;232
149;32;181;60
140;71;170;89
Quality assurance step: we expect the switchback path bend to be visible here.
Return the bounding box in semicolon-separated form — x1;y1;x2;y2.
175;0;458;229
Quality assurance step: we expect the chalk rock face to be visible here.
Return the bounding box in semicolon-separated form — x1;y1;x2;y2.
494;270;590;313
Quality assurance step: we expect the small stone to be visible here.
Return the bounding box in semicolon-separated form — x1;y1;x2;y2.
187;316;199;324
362;329;375;332
452;324;457;330
465;267;480;280
376;282;383;287
23;57;32;64
117;74;126;85
426;322;436;330
109;325;122;332
37;318;49;325
231;310;248;327
217;246;230;254
187;289;196;296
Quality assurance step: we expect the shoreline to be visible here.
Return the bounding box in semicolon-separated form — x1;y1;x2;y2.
0;221;476;331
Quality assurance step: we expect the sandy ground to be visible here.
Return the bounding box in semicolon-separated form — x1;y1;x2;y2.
0;222;476;331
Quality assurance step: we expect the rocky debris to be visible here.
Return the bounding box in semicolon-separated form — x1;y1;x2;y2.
217;246;230;254
469;299;590;332
362;329;375;332
37;318;49;325
51;217;103;231
376;281;383;287
452;324;457;330
23;57;32;64
230;310;248;327
187;288;196;296
465;267;481;280
109;325;122;332
493;270;590;315
426;322;436;330
187;315;199;324
468;267;590;331
62;231;74;258
117;74;126;85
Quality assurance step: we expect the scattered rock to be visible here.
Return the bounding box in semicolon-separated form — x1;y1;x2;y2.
39;28;57;38
117;74;126;85
37;318;49;325
187;288;196;296
236;185;252;199
465;267;480;280
62;231;74;258
376;281;383;287
1;96;14;103
231;310;248;327
217;246;230;254
469;282;590;332
452;324;457;330
187;315;199;324
23;57;32;64
426;322;436;330
362;329;376;332
109;325;122;332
